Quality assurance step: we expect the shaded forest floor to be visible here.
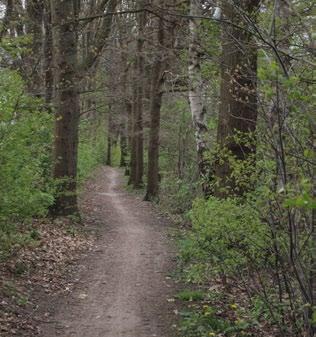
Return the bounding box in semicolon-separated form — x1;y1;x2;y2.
0;167;178;337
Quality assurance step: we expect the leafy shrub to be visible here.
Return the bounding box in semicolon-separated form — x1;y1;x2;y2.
160;176;199;215
0;69;54;220
179;306;252;337
176;290;205;301
179;197;269;280
0;69;54;258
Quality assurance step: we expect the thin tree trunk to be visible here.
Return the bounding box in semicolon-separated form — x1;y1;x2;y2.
188;0;209;195
126;100;133;177
50;0;80;216
107;136;112;166
215;0;259;197
119;106;129;169
119;130;127;168
107;108;112;166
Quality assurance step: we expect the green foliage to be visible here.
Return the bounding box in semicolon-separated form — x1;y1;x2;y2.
2;281;29;306
180;197;268;280
160;177;199;215
111;143;121;167
77;118;107;181
159;98;200;214
0;35;32;58
176;290;205;302
0;70;54;217
179;306;252;337
0;229;40;260
0;69;54;258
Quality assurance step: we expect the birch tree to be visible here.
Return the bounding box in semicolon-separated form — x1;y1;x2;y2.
188;0;209;194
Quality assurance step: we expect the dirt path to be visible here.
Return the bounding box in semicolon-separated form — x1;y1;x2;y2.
39;167;176;337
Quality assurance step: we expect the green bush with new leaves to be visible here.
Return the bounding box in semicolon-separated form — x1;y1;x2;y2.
0;69;54;257
77;118;107;182
180;197;268;281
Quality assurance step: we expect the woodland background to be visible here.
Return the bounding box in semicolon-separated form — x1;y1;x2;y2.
0;0;315;336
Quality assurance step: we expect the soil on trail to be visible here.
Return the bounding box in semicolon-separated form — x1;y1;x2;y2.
39;167;177;337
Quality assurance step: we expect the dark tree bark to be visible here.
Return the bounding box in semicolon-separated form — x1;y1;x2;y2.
129;1;145;188
25;0;44;96
119;114;128;169
49;0;117;216
145;14;165;201
215;0;260;197
50;0;80;216
128;79;137;185
106;107;112;166
126;100;133;177
44;0;53;105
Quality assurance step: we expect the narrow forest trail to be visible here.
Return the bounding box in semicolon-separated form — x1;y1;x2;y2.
39;167;177;337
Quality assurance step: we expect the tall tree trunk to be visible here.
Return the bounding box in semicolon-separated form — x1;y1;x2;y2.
126;100;133;177
215;0;259;197
44;0;53;105
119;49;131;172
128;78;137;185
119;111;128;168
50;0;80;216
130;2;145;188
26;0;44;96
188;0;209;195
134;4;145;188
145;14;165;201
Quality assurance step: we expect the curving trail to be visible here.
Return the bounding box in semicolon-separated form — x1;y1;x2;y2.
40;167;176;337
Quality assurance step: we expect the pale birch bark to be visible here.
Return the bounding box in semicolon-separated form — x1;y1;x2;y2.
188;0;209;192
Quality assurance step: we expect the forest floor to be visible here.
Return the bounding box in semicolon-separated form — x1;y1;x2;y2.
0;167;178;337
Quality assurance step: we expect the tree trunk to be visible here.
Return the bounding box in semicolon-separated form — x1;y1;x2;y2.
26;0;44;96
120;129;127;168
119;100;129;169
0;0;23;39
126;100;132;177
129;2;145;188
50;0;80;216
107;108;112;166
0;0;13;40
128;79;137;185
215;0;259;197
44;0;53;105
145;14;165;201
188;0;209;195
